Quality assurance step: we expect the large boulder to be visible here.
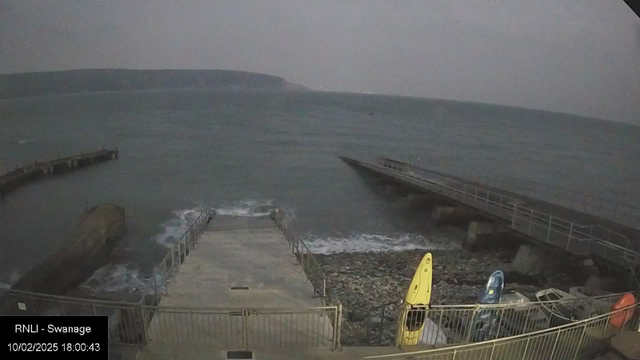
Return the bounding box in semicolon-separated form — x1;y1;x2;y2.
11;204;125;295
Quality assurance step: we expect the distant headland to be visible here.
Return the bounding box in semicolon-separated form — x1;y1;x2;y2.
0;69;308;99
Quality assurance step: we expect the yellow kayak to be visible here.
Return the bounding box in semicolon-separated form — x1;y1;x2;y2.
396;252;433;346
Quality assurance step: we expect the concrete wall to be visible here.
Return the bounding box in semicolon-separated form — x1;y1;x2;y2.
10;204;126;295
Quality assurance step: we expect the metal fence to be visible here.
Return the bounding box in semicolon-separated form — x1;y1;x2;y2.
367;292;632;347
0;207;344;351
272;208;339;308
272;208;344;348
145;305;340;350
371;158;639;267
1;287;342;350
154;208;213;295
363;301;640;360
407;158;640;233
478;174;640;233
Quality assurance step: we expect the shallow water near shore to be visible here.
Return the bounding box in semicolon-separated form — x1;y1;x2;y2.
1;89;639;291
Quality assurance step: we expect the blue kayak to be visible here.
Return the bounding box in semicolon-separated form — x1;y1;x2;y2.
470;270;504;342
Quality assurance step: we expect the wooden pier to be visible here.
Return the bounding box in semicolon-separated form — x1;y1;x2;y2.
0;148;118;199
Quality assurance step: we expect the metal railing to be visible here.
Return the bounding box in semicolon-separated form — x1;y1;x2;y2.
366;292;632;347
477;174;640;233
363;301;640;360
272;208;338;307
371;158;640;267
154;208;213;295
0;288;341;350
407;157;640;232
272;208;344;348
145;305;340;350
0;208;345;351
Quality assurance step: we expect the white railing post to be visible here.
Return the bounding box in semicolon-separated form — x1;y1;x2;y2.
335;302;343;349
548;329;562;359
567;223;574;251
489;341;497;360
572;321;589;360
242;309;249;350
177;237;182;263
466;305;480;342
521;336;531;360
546;215;553;243
485;192;489;210
474;187;478;207
605;230;611;259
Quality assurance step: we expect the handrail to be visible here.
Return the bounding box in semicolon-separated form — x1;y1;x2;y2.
406;156;640;231
272;208;338;306
372;158;639;266
364;290;634;345
381;158;591;228
363;302;640;359
154;207;213;295
1;287;337;311
272;207;343;348
401;157;640;236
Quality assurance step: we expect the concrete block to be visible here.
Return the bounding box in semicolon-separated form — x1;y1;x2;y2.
582;259;595;267
466;222;507;243
431;206;478;223
464;221;510;250
513;244;549;275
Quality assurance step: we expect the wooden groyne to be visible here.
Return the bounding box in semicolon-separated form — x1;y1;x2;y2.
0;148;118;199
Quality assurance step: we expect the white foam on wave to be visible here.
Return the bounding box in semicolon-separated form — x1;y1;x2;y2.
302;233;459;255
213;199;275;217
155;208;203;248
79;264;163;294
81;201;292;293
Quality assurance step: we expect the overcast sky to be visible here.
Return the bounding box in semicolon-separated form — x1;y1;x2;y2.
1;0;638;124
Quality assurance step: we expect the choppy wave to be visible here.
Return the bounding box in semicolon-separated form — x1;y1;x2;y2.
79;201;458;292
18;139;35;145
0;271;23;289
213;199;275;217
154;208;203;248
302;232;460;254
79;264;162;294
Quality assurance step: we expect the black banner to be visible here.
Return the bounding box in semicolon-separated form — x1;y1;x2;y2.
0;316;108;359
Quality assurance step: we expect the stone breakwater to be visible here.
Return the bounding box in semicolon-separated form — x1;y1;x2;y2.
308;248;588;345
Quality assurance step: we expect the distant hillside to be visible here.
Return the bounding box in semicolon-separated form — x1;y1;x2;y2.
0;69;308;99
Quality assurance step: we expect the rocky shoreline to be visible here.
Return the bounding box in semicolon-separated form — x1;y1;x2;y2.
307;248;589;345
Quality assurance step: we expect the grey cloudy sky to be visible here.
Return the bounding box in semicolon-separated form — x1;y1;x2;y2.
1;0;639;124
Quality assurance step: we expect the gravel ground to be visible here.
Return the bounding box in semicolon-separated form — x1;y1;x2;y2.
307;248;589;345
